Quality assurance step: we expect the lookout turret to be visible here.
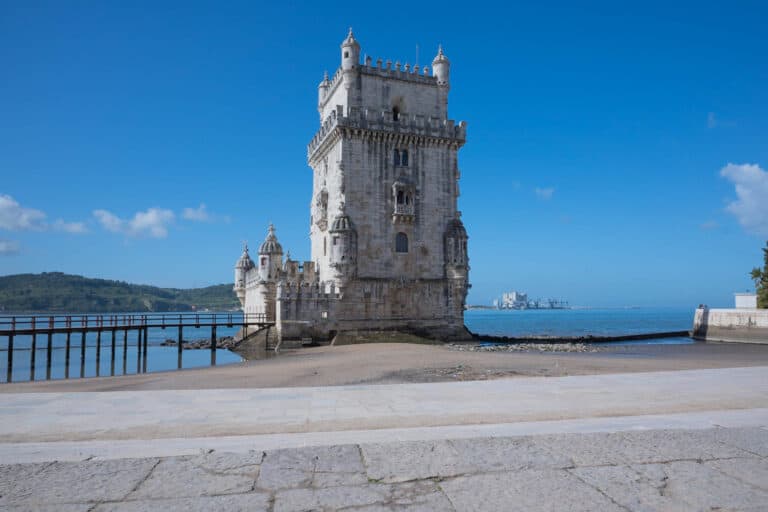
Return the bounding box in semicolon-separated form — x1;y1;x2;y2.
340;28;360;89
233;243;254;306
258;224;283;282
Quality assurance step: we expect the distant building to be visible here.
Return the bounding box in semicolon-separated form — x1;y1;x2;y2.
734;293;757;309
234;30;470;342
501;291;528;309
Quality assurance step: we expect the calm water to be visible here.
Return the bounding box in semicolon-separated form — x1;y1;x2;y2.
465;307;694;338
1;307;696;383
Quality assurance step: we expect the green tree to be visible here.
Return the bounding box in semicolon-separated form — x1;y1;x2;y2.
751;241;768;308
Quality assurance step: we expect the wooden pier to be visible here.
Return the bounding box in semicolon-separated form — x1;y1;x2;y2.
1;313;273;383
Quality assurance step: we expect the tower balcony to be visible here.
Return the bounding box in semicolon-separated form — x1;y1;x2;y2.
308;106;467;163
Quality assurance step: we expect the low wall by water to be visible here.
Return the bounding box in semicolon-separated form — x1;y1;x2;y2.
692;308;768;344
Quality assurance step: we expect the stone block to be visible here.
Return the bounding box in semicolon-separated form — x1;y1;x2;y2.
713;426;768;457
257;444;364;491
633;460;768;510
128;455;257;500
92;493;270;512
706;457;768;492
439;469;625;512
0;458;158;507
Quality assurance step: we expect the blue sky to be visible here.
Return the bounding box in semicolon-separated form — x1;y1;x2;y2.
1;1;767;307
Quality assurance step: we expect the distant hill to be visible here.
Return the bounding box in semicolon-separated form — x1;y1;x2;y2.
0;272;239;313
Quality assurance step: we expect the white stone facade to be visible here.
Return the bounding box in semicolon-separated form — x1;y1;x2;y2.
234;30;470;342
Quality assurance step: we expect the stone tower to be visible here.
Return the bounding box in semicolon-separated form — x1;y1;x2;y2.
236;30;470;342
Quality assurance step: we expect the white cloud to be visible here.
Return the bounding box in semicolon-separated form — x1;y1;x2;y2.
707;112;717;129
182;204;210;222
720;163;768;236
0;239;20;255
535;187;555;200
0;194;46;231
93;209;123;233
182;203;230;223
53;219;88;234
94;208;175;238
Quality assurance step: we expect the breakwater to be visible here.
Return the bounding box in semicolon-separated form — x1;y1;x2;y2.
693;308;768;344
469;330;691;344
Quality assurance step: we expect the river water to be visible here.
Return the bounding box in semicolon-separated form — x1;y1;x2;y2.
1;307;695;383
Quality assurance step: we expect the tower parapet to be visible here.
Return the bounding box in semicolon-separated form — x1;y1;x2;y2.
308;108;466;162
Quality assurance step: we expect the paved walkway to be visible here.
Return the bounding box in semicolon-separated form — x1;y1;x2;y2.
1;367;767;510
2;367;767;443
1;422;767;511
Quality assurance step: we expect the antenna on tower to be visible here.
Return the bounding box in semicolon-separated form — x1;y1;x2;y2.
415;44;419;67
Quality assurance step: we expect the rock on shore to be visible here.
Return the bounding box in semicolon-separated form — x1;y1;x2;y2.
161;336;237;350
447;342;602;353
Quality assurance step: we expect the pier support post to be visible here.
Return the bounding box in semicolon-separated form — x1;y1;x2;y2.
6;334;13;383
46;332;53;380
65;332;71;379
30;333;37;381
110;328;116;376
122;328;128;375
210;325;217;366
80;330;86;378
177;325;183;369
136;328;142;373
142;326;148;373
96;330;102;377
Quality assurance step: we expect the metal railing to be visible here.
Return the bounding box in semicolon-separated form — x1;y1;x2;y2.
1;312;273;383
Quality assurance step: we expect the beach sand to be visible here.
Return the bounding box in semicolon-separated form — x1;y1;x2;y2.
2;341;768;393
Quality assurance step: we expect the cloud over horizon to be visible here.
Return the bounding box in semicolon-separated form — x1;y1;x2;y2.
535;187;555;200
0;239;20;255
182;203;230;223
720;163;768;237
94;208;175;238
1;193;87;234
0;194;46;231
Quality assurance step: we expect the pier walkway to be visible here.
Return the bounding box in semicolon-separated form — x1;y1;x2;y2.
1;366;767;510
1;313;274;382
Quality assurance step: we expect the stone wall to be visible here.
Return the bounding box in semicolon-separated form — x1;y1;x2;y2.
692;307;768;344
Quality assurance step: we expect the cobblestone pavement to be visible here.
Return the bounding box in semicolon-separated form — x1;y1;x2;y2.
2;426;767;511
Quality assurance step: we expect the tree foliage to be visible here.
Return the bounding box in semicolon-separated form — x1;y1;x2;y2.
0;272;239;313
751;241;768;308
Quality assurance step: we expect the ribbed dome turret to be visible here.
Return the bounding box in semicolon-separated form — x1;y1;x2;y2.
258;224;283;255
446;218;467;238
330;214;353;232
235;244;255;270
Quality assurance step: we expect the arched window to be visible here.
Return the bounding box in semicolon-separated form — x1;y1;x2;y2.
396;190;405;204
393;149;400;166
323;237;327;256
392;106;400;121
401;150;409;166
395;232;408;253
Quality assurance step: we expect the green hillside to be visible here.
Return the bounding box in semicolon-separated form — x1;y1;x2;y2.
0;272;239;313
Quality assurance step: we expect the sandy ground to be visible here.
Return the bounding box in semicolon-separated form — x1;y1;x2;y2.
2;341;768;393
